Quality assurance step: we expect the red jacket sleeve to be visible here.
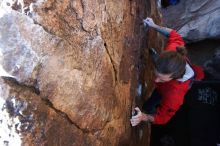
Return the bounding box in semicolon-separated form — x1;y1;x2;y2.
153;90;185;124
164;30;185;51
191;64;205;81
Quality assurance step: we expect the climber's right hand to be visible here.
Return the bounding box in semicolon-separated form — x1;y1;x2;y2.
143;17;156;28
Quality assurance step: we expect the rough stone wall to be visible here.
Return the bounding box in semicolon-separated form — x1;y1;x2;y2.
0;0;163;146
160;0;220;42
186;40;220;80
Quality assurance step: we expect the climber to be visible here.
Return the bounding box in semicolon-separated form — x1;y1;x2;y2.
130;17;204;126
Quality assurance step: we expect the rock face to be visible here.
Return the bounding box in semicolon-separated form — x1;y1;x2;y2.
0;0;163;146
186;40;220;80
204;47;220;80
0;78;87;146
161;0;220;42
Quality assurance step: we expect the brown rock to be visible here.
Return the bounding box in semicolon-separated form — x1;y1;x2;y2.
0;0;164;145
0;78;88;146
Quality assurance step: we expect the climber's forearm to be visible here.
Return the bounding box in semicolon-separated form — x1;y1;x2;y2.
151;24;172;37
142;113;155;123
147;114;155;123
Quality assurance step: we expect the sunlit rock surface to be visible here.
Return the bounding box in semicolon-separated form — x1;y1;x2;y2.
0;78;86;146
0;0;163;145
161;0;220;42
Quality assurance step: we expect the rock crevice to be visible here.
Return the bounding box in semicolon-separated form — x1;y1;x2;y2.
104;43;118;85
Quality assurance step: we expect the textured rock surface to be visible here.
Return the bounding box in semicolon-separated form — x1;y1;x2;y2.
186;40;220;79
0;78;87;146
0;0;163;145
161;0;220;42
204;47;220;80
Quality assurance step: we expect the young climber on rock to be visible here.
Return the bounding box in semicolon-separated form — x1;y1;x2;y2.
130;17;204;126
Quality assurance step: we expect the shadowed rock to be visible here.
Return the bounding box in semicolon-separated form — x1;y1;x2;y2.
161;0;220;42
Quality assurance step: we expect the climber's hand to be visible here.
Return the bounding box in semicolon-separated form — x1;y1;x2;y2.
130;107;144;126
143;17;156;28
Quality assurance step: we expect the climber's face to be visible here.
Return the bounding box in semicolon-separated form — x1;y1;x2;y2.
154;70;173;83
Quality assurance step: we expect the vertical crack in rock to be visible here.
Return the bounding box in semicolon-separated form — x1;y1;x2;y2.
104;42;118;85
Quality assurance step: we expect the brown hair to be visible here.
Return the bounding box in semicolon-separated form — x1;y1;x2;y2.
155;46;187;79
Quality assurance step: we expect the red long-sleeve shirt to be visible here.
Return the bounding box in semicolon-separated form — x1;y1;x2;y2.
153;30;204;124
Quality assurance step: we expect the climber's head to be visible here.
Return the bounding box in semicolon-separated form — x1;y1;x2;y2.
154;46;187;83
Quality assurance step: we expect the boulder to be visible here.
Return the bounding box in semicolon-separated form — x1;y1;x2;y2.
0;0;163;145
161;0;220;42
0;78;88;146
204;47;220;80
